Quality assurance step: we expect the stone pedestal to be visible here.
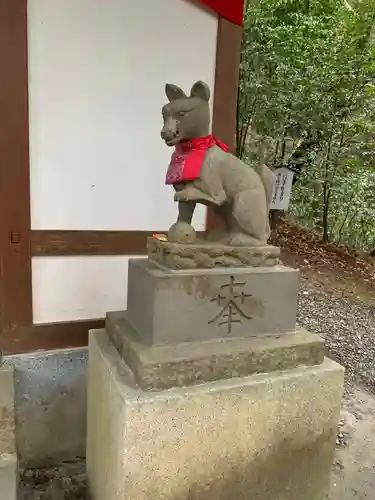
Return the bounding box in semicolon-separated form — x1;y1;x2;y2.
147;237;280;269
87;247;344;500
87;330;343;500
107;311;325;390
127;259;299;344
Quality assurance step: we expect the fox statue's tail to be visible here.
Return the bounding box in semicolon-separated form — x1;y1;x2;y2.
258;164;276;208
257;164;276;238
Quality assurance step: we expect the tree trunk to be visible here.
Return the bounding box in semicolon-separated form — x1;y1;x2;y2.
322;188;331;243
270;210;284;231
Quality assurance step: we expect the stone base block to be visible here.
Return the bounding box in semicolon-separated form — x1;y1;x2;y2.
0;454;18;500
0;366;17;500
0;367;16;456
87;329;344;500
107;312;325;390
127;259;299;345
4;349;87;467
147;236;280;270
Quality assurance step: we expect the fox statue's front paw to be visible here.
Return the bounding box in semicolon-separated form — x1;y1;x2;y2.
174;190;191;203
174;186;222;205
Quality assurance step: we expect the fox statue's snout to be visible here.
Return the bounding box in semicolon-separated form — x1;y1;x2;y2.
160;118;180;147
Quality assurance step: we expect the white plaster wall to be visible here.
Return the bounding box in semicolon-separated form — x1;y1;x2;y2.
28;0;218;322
32;256;144;323
28;0;217;231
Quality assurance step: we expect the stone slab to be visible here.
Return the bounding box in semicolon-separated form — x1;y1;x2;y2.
0;454;18;500
4;348;87;467
147;236;280;269
87;329;344;500
107;313;325;390
127;258;299;345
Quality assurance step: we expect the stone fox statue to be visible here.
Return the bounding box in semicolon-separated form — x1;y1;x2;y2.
161;80;276;246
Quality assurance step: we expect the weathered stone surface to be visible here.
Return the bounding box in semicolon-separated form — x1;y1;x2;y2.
87;329;344;500
107;313;325;390
127;258;299;345
0;367;17;500
0;367;15;455
148;237;280;270
5;348;87;468
0;454;18;500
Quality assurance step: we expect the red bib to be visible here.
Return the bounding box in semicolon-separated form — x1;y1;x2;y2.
165;135;229;185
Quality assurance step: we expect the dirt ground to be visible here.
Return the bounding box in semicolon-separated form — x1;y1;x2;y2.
19;461;86;500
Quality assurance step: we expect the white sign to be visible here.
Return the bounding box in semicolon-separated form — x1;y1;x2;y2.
270;167;294;210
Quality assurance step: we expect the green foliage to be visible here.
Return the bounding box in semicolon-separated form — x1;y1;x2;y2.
291;164;375;250
238;0;375;250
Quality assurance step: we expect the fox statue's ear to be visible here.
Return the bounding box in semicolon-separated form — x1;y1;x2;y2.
190;81;210;102
165;83;187;102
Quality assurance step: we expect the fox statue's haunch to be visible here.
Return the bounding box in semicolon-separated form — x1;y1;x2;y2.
161;81;276;246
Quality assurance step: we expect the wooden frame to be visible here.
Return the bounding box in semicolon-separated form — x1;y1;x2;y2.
0;0;33;334
207;17;242;232
0;6;243;354
31;230;204;256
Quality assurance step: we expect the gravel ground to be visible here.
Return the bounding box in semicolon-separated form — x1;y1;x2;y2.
330;385;375;499
297;277;375;391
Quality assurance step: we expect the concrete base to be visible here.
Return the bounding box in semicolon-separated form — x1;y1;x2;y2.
87;329;344;500
0;367;17;500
